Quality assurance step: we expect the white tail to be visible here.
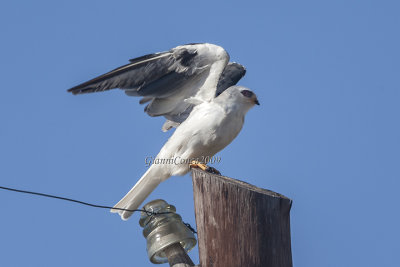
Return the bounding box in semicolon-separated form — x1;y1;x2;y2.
111;165;166;220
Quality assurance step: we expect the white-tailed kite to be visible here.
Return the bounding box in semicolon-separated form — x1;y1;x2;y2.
68;43;259;220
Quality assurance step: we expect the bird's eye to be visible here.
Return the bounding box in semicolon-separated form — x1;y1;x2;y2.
241;90;253;98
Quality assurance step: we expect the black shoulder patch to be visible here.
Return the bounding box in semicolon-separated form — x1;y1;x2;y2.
178;50;198;67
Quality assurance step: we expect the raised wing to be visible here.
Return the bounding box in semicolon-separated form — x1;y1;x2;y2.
68;43;239;131
160;62;247;131
216;62;246;96
68;48;201;96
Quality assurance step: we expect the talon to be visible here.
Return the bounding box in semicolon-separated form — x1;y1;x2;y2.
190;160;221;175
189;160;208;171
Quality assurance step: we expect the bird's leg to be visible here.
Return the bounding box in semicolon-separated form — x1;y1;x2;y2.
189;160;221;175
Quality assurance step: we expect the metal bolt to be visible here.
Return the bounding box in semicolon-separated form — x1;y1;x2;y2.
139;199;197;264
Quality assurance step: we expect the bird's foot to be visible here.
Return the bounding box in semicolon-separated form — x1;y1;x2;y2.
189;160;221;175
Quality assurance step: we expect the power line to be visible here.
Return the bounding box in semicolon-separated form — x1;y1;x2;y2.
0;185;197;233
0;185;165;214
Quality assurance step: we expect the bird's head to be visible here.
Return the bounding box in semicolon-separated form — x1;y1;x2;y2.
216;86;259;114
239;87;260;106
228;85;260;106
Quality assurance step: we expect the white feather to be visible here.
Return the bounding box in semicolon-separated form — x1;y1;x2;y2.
112;86;258;220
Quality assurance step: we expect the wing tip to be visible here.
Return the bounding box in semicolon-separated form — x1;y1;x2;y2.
67;88;81;95
229;62;247;72
67;86;95;95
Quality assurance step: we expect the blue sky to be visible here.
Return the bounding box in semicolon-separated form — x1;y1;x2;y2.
0;1;399;266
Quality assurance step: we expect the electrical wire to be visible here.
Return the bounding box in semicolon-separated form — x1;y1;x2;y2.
0;185;157;213
0;185;197;233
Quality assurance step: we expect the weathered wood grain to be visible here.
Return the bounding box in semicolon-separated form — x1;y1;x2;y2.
191;169;293;267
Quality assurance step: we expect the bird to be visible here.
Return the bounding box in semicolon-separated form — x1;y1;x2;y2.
68;43;259;220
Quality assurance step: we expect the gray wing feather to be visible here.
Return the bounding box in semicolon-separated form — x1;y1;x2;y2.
68;43;241;131
68;49;200;95
164;63;246;126
216;62;246;96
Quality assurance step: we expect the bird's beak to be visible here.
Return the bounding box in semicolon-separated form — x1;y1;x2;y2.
254;99;260;105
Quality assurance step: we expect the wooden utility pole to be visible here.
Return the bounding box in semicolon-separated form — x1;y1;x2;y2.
191;169;293;267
